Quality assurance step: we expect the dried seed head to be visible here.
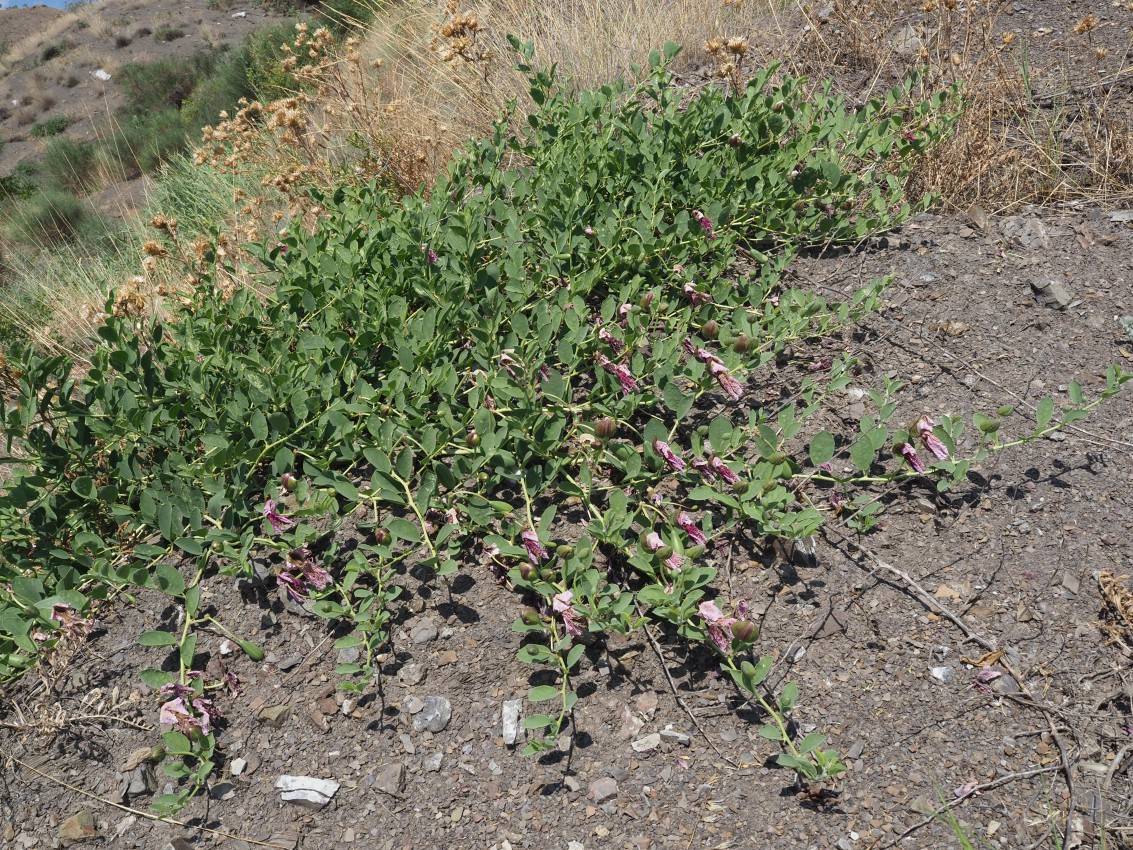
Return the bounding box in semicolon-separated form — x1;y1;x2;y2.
726;37;748;55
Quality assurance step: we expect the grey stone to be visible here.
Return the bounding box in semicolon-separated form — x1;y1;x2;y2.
404;695;425;715
890;25;922;55
1002;215;1049;249
1032;278;1072;309
278;654;303;671
374;763;406;796
399;733;415;754
229;758;248;777
631;733;661;753
659;727;691;746
846;741;865;760
563;775;581;792
410;619;438;645
589;777;618;803
397;662;425;687
930;666;954;684
413;696;452;733
126;765;156;797
210;782;237;801
501;699;522;745
257;704;290;728
59;812;97;846
424;752;444;772
336;646;360;665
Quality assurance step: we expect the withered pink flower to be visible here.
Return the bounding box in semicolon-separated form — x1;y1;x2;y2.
552;590;583;637
644;531;666;552
664;552;684;572
692;457;716;483
698;600;738;652
898;442;925;473
263;499;294;534
677;513;707;546
707;360;744;400
709;456;739;484
596;354;639;395
916;416;950;461
159;696;212;735
597;326;625;354
653;439;686;472
692;210;718;239
521;529;549;564
498;350;520;378
683;281;711;305
50;603;97;639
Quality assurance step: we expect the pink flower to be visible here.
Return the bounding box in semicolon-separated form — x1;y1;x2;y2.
596;354;639;395
664;552;684;572
677;513;707;546
597;326;624;354
421;243;439;264
644;531;666;552
159;696;212;735
499;350;520;378
698;600;737;652
916;416;950;461
692;210;717;239
552;590;583;637
277;546;331;601
898;442;925;473
225;672;240;698
709;456;739;484
707;360;744;400
521;529;548;564
683;282;711;305
653;439;686;472
263;499;294;534
692;457;716;483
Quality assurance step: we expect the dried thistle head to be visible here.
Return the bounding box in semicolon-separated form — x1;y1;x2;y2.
705;38;724;55
1072;13;1098;34
726;37;748;56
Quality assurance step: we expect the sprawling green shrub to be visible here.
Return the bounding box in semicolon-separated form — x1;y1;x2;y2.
6;187;91;244
41;136;98;193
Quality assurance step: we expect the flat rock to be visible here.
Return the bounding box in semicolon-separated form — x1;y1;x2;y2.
424;752;444;772
501;699;523;745
275;775;340;809
631;733;661;753
375;762;406;796
413;695;452;733
257;704;290;728
229;758;248;777
410;619;439;645
405;695;425;714
659;726;691;746
1031;278;1071;309
126;764;156;797
397;662;425;687
589;777;618;803
59;812;97;845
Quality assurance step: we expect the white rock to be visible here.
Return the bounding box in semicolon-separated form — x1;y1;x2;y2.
631;733;662;752
659;726;691;746
501;699;522;745
275;775;340;809
92;69;112;81
231;10;247;17
229;758;247;777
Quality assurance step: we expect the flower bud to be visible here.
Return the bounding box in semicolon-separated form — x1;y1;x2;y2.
595;417;617;440
733;334;754;353
210;540;224;553
685;544;706;559
772;100;785;112
519;562;535;581
978;418;1000;434
767;451;789;464
639;292;655;310
729;133;742;147
374;528;392;546
731;621;757;643
584;226;594;237
466;429;481;447
520;607;541;625
700;320;720;340
539;567;557;582
556;545;574;560
733;481;750;495
281;472;298;493
996;405;1015;417
656;546;673;560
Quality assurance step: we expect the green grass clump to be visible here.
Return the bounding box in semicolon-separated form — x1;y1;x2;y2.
41;136;98;193
6;187;94;245
119;52;220;114
154;26;186;43
30;115;70;138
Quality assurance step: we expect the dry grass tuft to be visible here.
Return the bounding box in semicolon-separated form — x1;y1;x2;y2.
765;0;1133;209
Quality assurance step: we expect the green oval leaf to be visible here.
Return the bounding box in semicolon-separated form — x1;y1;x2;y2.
138;630;178;647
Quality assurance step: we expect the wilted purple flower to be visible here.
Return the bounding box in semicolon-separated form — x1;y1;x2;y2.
50;603;97;639
664;552;685;572
677;513;707;546
191;697;217;734
499;350;520;378
618;303;632;325
420;243;439;264
683;281;711;305
808;358;833;372
159;696;211;735
159;681;194;701
225;672;240;698
552;590;583;637
692;210;717;239
644;531;666;552
698;600;738;652
709;456;739;484
954;782;982;799
596;354;639;395
830;491;846;513
597;326;625;354
692;456;717;483
276;546;330;601
521;529;549;565
898;442;926;473
277;570;307;603
263;499;294;534
539;365;551;384
653;439;686;472
707;360;744;400
916;416;950;461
